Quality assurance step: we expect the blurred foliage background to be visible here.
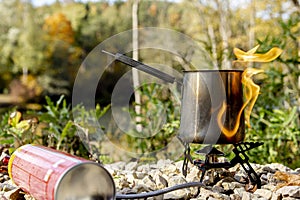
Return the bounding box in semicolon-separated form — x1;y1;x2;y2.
0;0;299;167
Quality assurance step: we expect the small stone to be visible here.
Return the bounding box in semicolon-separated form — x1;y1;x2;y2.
223;182;234;191
282;198;300;200
153;174;168;189
231;193;242;200
262;166;276;173
234;174;248;183
24;194;35;200
234;187;246;196
190;197;206;200
199;187;214;198
232;182;245;188
271;193;281;200
254;189;272;200
142;175;157;191
137;163;151;172
186;166;201;182
147;195;164;200
133;171;147;179
241;191;252;200
207;197;217;200
294;168;300;174
162;164;179;175
198;187;230;200
125;161;138;171
261;179;268;186
168;176;187;186
148;169;160;177
276;186;300;198
266;172;277;184
216;176;236;188
120;184;149;194
267;163;293;173
105;161;126;171
260;174;268;181
252;163;263;171
229;164;241;173
162;176;191;199
174;160;184;169
222;181;243;192
212;185;224;193
3;175;9;182
157;159;173;167
224;196;234;200
262;184;276;191
0;194;8;200
163;190;189;200
126;172;136;187
114;176;130;190
0;182;17;192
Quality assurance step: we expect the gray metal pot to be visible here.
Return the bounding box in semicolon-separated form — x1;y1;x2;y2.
103;51;245;144
178;70;245;144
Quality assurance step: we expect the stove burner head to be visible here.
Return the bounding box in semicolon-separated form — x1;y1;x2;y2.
195;146;224;156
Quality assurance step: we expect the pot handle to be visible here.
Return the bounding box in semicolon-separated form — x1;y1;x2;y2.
102;50;178;84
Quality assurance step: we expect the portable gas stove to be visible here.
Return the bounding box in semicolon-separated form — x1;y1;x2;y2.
181;142;263;188
104;51;264;192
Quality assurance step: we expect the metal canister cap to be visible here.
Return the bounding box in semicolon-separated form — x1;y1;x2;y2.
55;162;115;200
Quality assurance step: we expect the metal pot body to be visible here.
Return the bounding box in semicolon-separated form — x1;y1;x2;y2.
178;70;245;144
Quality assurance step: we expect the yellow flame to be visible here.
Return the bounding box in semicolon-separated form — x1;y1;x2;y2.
217;45;282;138
242;68;264;127
234;45;283;62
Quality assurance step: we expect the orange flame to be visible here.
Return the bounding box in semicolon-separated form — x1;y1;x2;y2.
217;101;242;138
217;45;282;138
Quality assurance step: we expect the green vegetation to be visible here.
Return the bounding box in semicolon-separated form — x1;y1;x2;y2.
0;0;299;167
246;13;300;168
125;83;181;157
0;95;110;160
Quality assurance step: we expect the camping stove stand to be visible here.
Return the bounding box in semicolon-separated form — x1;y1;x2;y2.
182;142;263;188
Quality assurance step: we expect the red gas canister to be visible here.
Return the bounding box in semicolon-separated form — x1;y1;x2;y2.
8;144;115;200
